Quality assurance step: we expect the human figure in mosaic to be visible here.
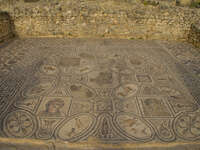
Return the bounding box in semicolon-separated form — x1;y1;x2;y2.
39;99;65;117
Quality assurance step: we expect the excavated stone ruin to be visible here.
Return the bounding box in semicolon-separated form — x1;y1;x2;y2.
0;1;200;150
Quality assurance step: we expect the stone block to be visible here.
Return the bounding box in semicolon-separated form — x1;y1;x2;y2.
0;12;14;43
188;22;200;48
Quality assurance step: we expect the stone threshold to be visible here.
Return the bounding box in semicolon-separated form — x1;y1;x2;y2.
1;137;200;150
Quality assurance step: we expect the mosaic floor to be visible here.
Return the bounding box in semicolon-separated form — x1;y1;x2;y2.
0;39;200;149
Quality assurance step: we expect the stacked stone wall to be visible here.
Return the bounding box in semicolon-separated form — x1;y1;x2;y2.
0;0;199;44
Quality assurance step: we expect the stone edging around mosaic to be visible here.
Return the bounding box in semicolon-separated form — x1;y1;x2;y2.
1;137;200;150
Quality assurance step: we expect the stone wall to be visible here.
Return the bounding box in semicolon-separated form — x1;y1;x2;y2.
0;12;13;42
0;0;199;42
188;22;200;48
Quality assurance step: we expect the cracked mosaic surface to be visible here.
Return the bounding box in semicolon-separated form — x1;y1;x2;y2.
0;39;200;144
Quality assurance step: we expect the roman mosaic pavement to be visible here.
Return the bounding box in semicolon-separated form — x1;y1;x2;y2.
0;39;200;148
